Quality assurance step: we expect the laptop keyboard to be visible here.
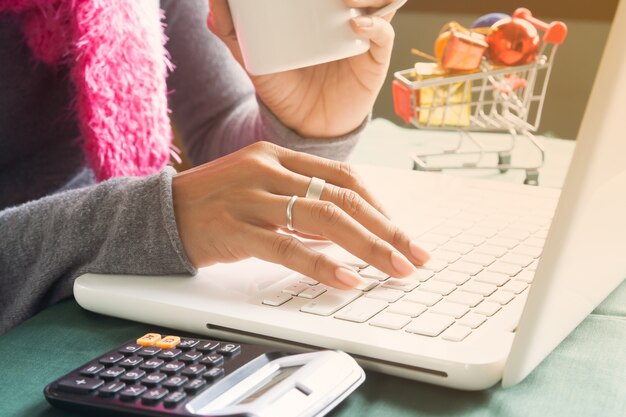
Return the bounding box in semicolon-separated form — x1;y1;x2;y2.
261;184;557;342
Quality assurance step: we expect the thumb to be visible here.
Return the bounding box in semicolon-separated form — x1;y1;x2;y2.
207;0;245;67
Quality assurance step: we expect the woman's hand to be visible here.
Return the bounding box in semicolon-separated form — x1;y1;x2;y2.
207;0;398;138
172;142;430;290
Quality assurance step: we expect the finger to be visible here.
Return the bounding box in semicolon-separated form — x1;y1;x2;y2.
272;146;390;218
320;183;430;265
259;195;418;279
267;171;430;265
207;0;245;65
350;16;395;66
243;224;365;289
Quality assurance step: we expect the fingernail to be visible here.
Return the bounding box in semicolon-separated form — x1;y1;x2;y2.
335;266;366;288
353;16;374;27
390;251;416;277
409;240;431;264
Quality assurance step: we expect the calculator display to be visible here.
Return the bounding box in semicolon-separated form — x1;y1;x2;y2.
234;365;302;405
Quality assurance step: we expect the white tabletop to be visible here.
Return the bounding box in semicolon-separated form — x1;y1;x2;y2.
350;118;576;189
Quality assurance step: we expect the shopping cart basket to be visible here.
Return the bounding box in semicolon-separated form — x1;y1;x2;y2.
392;8;568;185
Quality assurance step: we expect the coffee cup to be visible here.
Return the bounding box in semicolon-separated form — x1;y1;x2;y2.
226;0;407;75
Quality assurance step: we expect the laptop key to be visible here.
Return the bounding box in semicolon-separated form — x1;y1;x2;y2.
501;280;528;294
405;313;455;337
298;286;327;299
474;244;507;257
382;278;419;292
489;290;515;305
281;283;309;296
462;253;496;267
499;253;534;267
445;290;483;307
433;271;470;285
440;242;473;255
369;313;411;330
442;325;472;342
515;270;535;283
488;261;522;277
419;280;456;296
458;313;487;329
365;287;404;302
512;244;543;258
262;292;292;307
461;281;497;296
408;268;435;282
448;261;483;276
430;302;470;319
335;298;388;323
422;259;448;272
474;271;510;286
300;290;361;316
404;291;442;306
386;301;427;317
359;266;390;281
474;301;502;317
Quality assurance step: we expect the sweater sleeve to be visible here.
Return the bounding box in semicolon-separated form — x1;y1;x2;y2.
0;167;195;335
161;0;365;166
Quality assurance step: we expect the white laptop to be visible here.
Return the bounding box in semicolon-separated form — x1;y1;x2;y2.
74;2;626;390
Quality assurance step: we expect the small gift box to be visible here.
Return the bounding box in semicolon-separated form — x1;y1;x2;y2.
435;22;488;71
414;63;472;127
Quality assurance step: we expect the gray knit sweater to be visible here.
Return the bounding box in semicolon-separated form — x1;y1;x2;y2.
0;0;361;334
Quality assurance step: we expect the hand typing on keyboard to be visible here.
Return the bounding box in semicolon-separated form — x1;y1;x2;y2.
172;142;430;290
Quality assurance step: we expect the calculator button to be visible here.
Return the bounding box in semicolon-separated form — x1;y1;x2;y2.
99;352;124;365
137;333;162;346
120;369;146;382
184;378;207;394
138;347;162;357
140;358;165;370
159;348;182;360
57;376;104;394
181;364;207;377
98;381;126;397
161;361;185;374
156;335;181;349
180;351;203;363
119;355;144;368
100;366;125;380
177;338;199;350
217;343;241;357
119;384;147;401
196;341;220;353
203;367;224;382
141;387;169;406
200;354;224;368
162;375;189;389
141;372;167;386
163;391;187;408
119;343;142;355
79;363;104;377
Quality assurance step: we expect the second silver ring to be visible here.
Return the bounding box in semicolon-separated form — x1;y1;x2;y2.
286;195;298;231
305;177;326;200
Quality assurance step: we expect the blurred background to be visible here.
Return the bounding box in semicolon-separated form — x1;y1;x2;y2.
376;0;619;140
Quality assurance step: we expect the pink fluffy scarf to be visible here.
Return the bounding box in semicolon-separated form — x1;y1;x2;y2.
1;0;173;181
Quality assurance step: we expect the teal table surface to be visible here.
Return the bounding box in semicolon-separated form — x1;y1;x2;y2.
1;279;625;417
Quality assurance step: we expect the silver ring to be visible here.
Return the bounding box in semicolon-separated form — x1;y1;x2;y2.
286;195;298;231
305;177;325;200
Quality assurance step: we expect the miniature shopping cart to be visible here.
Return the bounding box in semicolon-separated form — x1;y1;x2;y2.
392;9;568;185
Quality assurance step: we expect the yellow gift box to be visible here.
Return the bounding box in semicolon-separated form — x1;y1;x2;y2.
413;63;472;127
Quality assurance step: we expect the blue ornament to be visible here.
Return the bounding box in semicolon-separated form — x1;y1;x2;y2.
471;13;510;29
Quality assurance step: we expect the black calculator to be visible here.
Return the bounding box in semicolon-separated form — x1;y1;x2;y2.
44;333;365;417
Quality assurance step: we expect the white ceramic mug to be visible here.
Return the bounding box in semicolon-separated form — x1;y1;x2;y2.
227;0;407;75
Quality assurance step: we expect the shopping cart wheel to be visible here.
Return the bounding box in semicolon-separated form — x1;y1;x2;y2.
498;152;511;173
524;170;539;186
